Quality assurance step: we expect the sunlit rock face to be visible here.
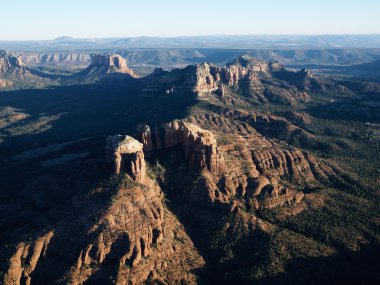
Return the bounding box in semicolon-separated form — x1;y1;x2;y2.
90;54;136;77
106;135;146;182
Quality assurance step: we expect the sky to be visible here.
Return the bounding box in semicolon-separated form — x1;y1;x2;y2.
1;0;380;40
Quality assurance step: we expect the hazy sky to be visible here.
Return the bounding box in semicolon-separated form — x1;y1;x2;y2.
2;0;380;40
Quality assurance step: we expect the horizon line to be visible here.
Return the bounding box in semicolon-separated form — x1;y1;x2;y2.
2;33;380;42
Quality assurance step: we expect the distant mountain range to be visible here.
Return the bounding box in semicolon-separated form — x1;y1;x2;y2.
2;34;380;51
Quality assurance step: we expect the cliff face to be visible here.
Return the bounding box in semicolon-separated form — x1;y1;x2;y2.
106;135;146;182
18;53;91;67
145;55;350;107
89;54;136;77
164;120;225;175
137;120;225;176
0;51;31;79
3;231;55;285
0;50;54;89
154;112;344;212
69;53;137;83
145;55;311;106
134;119;342;211
192;56;271;94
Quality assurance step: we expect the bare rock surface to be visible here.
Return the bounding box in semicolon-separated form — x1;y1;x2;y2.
106;135;145;182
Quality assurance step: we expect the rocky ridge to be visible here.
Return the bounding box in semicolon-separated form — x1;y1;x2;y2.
1;134;205;284
17;53;91;67
0;50;57;89
0;51;32;85
79;54;136;78
144;56;311;106
192;56;277;94
144;55;354;106
134;119;322;210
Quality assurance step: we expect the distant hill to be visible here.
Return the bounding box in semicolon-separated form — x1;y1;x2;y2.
350;59;380;73
2;34;380;51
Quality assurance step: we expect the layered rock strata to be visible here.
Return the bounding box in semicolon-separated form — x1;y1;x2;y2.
138;120;225;176
192;56;273;94
90;54;136;77
106;135;146;182
136;120;308;210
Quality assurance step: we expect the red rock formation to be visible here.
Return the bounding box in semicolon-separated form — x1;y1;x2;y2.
0;50;56;89
136;123;154;152
136;119;307;210
3;231;54;285
2;134;206;284
137;120;225;176
182;111;344;210
90;54;136;77
1;53;29;77
166;120;225;175
106;135;146;183
73;183;164;273
192;57;271;94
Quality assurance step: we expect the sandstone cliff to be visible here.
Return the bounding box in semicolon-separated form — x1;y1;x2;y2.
91;54;136;77
68;53;137;84
144;55;311;105
2;134;204;284
0;51;31;80
135;119;317;211
137;120;225;176
106;135;146;182
0;50;55;89
191;56;271;94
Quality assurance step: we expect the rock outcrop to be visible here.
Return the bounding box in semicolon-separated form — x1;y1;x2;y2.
0;50;54;89
68;53;137;84
0;51;30;80
164;120;225;175
144;55;311;105
136;119;310;210
3;231;54;285
271;66;353;94
72;181;165;273
91;54;136;77
106;135;146;182
75;53;136;79
191;56;272;94
136;123;154;152
178;111;345;210
137;120;225;176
